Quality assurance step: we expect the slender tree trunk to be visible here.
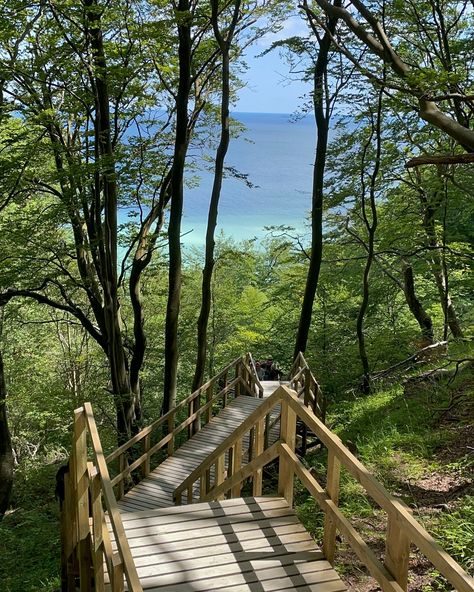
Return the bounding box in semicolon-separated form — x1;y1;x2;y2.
293;1;340;359
163;0;192;414
0;349;13;520
402;263;434;343
356;89;383;394
416;175;463;339
192;0;240;393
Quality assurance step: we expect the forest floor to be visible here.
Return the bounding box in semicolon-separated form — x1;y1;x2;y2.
0;367;472;591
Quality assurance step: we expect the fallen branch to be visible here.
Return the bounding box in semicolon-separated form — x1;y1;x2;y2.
372;341;448;380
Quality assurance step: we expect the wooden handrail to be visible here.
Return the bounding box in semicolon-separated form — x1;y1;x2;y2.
107;354;263;497
106;355;244;464
63;404;143;591
173;385;474;592
245;352;264;397
173;392;278;502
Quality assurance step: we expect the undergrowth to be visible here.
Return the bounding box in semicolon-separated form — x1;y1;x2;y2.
0;461;61;592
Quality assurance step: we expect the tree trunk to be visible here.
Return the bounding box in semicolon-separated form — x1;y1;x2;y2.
0;350;13;520
356;89;383;394
417;177;463;339
163;0;192;415
293;2;340;359
85;0;138;444
402;263;434;343
192;0;240;393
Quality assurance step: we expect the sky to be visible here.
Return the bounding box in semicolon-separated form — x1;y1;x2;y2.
235;16;312;114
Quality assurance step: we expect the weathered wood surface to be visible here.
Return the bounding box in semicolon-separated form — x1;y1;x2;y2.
109;496;346;591
118;383;282;513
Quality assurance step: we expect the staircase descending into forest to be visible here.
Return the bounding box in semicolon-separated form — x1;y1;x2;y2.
61;353;474;592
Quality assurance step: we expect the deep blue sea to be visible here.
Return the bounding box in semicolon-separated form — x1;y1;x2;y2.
181;112;316;245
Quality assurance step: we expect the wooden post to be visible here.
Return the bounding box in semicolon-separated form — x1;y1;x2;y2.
322;449;341;563
231;438;243;497
90;464;105;592
252;418;264;496
385;511;411;590
111;552;124;592
278;397;297;507
73;408;92;592
142;434;150;479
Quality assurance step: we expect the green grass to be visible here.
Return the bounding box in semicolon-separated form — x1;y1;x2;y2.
0;462;61;592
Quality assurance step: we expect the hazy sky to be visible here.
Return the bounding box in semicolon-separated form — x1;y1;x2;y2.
235;16;312;114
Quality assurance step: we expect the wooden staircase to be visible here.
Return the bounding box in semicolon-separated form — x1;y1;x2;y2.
60;353;474;592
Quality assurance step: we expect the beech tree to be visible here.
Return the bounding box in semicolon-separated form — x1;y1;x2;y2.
314;0;474;153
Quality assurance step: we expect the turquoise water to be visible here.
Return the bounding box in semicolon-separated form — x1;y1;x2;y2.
182;112;316;245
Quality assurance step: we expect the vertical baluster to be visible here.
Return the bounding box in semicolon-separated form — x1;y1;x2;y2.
167;412;175;455
142;433;150;479
215;454;225;500
231;438;243;497
248;426;255;464
205;384;213;424
117;455;125;501
200;473;207;500
235;363;241;398
385;511;411;590
322;449;341;563
90;464;105;592
302;377;309;456
264;413;270;450
73;408;92;591
63;469;77;590
187;483;193;504
278;396;296;507
252;418;265;496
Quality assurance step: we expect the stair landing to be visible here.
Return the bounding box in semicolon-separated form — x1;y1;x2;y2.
113;496;346;592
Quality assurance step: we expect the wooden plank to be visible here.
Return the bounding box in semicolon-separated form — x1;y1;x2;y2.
129;533;315;562
139;558;342;591
115;521;310;552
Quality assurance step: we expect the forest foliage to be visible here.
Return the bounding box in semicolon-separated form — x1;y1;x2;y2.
0;0;473;589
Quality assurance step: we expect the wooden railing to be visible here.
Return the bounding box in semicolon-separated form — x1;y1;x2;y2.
290;351;325;420
173;385;474;592
61;403;143;592
264;351;325;454
105;353;262;499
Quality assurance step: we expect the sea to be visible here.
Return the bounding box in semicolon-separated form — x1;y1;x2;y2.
181;112;316;246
